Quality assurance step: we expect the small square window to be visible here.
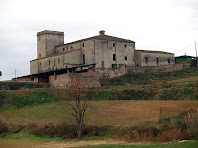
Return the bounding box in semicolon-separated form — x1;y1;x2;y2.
125;56;127;60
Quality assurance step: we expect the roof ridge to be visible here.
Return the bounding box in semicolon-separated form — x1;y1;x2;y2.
56;34;134;47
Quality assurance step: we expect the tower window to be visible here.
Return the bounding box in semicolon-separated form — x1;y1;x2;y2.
49;60;50;65
113;43;115;47
113;54;116;61
82;43;84;47
125;56;127;61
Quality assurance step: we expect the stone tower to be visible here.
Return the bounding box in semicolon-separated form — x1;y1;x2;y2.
37;30;64;58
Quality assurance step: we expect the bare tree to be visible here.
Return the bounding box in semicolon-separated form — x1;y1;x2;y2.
63;74;95;138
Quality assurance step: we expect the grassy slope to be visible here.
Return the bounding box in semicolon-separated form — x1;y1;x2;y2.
100;67;198;86
1;100;198;126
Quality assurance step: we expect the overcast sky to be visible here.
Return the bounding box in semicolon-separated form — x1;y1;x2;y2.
0;0;198;80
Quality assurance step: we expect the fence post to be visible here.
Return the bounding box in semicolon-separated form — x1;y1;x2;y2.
159;107;162;122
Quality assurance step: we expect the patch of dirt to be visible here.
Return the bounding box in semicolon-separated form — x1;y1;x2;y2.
35;139;146;148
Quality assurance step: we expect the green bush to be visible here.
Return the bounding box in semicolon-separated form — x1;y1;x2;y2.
0;120;8;134
1;91;59;110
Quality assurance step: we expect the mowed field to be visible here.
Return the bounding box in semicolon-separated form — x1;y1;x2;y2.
1;100;198;126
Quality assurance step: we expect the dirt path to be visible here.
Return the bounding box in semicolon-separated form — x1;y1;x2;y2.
0;139;145;148
35;139;145;148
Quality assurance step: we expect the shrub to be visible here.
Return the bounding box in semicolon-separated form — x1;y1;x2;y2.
113;126;159;142
0;120;8;134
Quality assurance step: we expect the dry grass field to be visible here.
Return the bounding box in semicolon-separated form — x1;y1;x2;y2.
1;100;198;126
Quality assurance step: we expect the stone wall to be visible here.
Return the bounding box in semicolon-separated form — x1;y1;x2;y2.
30;49;82;75
97;65;127;78
37;30;64;58
50;72;101;89
97;63;191;78
128;63;191;73
94;40;135;69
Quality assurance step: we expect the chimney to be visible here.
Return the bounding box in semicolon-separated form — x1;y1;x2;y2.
99;30;105;35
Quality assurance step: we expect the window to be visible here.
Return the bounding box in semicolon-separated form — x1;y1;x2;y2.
40;63;41;66
125;44;127;48
63;48;65;51
113;43;115;47
112;64;117;69
39;54;41;57
113;54;116;61
168;58;170;64
83;54;85;64
145;57;148;64
49;60;50;65
157;58;159;64
125;56;127;61
82;43;84;47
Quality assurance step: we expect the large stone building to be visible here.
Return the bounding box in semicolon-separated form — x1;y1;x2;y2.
30;30;136;75
15;30;175;86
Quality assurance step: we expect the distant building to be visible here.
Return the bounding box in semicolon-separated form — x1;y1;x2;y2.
135;50;175;67
175;55;197;66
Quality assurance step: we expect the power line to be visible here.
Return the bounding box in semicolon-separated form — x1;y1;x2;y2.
175;42;195;54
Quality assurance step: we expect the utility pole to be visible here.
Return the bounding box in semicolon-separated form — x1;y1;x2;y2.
195;42;198;66
15;69;16;80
